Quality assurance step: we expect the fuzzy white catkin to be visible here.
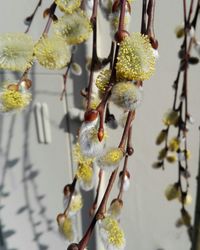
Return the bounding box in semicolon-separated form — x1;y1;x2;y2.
79;119;106;157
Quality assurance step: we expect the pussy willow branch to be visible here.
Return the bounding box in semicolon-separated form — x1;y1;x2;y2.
86;0;114;109
161;0;197;171
78;168;118;250
117;126;132;200
25;0;43;33
146;0;156;38
60;54;74;101
77;0;131;248
43;2;57;35
172;0;197;208
20;1;57;83
86;0;99;109
89;169;103;216
187;0;195;23
78;105;135;250
141;0;147;34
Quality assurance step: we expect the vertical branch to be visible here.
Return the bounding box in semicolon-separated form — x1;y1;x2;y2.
86;0;99;109
141;0;147;34
42;2;57;35
146;0;156;38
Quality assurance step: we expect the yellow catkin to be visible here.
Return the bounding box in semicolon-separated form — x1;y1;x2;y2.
62;217;74;241
168;137;180;151
76;163;93;183
34;35;70;70
53;9;92;45
166;154;177;163
73;143;94;165
96;69;111;94
165;183;180;201
116;32;155;81
55;0;81;14
111;81;141;110
70;194;83;213
163;109;179;126
156;130;167;145
0;33;34;72
0;89;31;112
158;147;168;160
98;148;124;170
102;216;125;247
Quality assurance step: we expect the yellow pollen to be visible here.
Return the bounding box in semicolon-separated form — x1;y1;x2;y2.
70;194;83;213
62;217;74;241
1;89;31;112
103;217;125;247
76;163;93;183
116;32;155;81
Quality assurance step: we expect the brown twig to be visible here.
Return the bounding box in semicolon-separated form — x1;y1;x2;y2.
117;127;132;200
146;0;156;38
86;0;99;109
141;0;147;35
60;54;74;101
42;2;57;35
89;169;103;216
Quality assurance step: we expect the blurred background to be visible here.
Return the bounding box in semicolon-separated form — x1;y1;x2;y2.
0;1;200;250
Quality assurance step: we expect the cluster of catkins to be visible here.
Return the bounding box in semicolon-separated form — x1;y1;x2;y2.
153;17;200;229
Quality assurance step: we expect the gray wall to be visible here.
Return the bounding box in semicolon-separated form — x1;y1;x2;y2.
0;1;200;250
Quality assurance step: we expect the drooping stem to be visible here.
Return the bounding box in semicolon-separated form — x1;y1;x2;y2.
146;0;156;38
141;0;147;34
42;2;57;35
60;54;74;101
118;0;127;32
86;0;99;109
119;111;135;149
89;169;103;215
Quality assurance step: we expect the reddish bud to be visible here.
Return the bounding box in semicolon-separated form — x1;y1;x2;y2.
84;109;98;122
115;30;130;43
98;128;104;142
149;37;159;49
56;213;66;225
127;147;134;156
